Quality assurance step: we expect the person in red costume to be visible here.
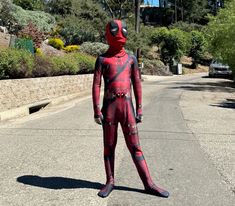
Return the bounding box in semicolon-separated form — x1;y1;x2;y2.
92;20;169;198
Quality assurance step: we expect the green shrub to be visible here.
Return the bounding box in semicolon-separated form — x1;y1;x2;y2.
143;59;172;76
13;0;44;11
150;27;190;66
32;55;54;77
189;30;207;68
48;38;65;50
150;27;169;45
0;1;55;34
11;4;56;32
0;0;20;34
61;28;97;45
55;0;109;44
57;15;100;46
73;53;96;73
0;48;34;79
50;55;78;75
80;42;108;56
169;21;204;32
0;49;96;79
64;45;80;53
50;53;96;75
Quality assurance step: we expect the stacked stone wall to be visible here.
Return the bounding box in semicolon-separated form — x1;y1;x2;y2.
0;74;93;113
0;32;11;49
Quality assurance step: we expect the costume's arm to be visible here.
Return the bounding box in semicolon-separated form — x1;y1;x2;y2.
92;56;103;118
131;55;143;122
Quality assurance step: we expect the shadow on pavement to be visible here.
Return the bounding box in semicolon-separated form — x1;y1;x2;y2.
171;79;235;92
211;98;235;109
17;175;144;194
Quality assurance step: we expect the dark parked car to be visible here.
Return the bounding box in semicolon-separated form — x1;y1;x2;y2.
209;60;233;78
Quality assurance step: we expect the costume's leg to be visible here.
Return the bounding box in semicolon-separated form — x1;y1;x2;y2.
121;122;151;186
103;122;118;184
98;113;118;198
120;101;169;198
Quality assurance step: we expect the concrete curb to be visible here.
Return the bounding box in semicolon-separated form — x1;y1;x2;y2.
0;90;90;122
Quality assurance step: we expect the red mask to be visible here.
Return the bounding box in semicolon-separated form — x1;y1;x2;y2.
105;20;128;50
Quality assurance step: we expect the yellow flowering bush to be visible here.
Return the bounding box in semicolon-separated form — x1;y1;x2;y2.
35;48;43;56
48;38;64;50
64;45;80;53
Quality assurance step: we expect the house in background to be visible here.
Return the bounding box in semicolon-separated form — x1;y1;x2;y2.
141;0;173;26
159;0;171;8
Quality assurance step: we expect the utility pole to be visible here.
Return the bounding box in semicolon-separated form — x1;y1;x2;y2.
134;0;142;77
135;0;140;33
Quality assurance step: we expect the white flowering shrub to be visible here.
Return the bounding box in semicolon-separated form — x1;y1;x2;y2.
80;42;109;56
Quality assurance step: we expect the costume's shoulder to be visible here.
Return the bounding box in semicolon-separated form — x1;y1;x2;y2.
95;55;105;65
96;54;104;60
127;53;138;65
94;55;105;70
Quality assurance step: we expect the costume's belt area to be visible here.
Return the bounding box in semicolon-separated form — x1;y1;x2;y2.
104;90;131;99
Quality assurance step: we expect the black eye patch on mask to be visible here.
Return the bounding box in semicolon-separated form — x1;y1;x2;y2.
109;21;119;36
121;21;128;37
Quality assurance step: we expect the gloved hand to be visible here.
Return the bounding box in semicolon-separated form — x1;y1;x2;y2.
94;114;103;125
136;114;143;124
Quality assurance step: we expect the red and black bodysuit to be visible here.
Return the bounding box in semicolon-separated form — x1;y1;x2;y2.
92;20;169;198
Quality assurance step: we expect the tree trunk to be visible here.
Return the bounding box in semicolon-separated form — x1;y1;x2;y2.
174;0;178;23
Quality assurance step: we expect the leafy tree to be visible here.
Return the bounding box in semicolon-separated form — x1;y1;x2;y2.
188;30;207;68
207;0;235;76
208;0;225;15
98;0;134;19
150;27;190;66
168;0;209;24
125;21;152;55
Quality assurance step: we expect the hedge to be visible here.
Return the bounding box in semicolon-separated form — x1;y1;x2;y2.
0;48;96;79
0;48;34;79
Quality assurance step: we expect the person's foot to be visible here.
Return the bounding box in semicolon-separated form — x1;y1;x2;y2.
145;184;170;198
98;183;114;198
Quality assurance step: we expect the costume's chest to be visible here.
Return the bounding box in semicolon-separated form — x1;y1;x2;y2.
102;56;132;80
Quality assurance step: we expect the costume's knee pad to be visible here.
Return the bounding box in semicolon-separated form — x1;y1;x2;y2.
131;143;144;161
122;123;144;161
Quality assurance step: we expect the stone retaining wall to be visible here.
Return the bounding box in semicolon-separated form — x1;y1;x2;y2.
0;75;93;119
0;32;11;49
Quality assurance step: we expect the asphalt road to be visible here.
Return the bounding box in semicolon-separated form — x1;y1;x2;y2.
0;73;234;206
